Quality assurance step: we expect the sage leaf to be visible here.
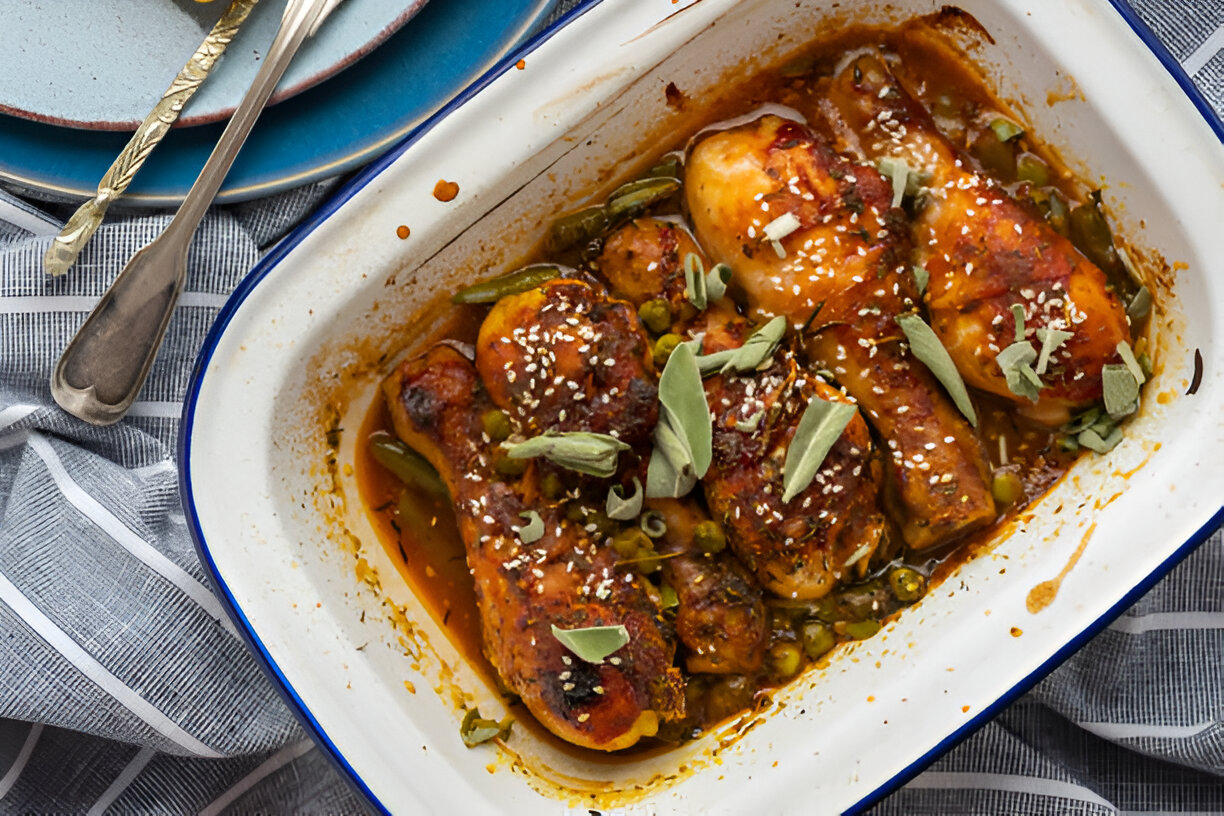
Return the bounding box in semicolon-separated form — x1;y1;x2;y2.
735;410;764;432
996;341;1042;402
781;397;857;503
505;432;630;478
683;252;708;310
606;477;644;521
706;263;733;302
876;156;913;208
460;708;513;747
1116;341;1146;385
658;343;711;478
514;511;545;544
1102;363;1140;418
895;313;978;427
1078;425;1123;454
1035;327;1073;375
1126;285;1152;322
646;418;698;498
1010;303;1026;343
912;265;928;295
551;624;629;664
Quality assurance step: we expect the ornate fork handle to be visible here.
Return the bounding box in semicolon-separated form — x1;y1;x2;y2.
44;0;261;277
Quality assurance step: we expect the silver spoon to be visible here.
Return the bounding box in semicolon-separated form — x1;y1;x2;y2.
51;0;344;426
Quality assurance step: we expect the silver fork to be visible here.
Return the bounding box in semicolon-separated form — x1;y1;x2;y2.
51;0;345;426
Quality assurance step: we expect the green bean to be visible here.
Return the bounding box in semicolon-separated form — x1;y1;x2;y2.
888;567;926;603
638;298;674;335
368;431;447;497
644;156;683;180
451;264;564;304
606;177;681;222
1030;188;1069;236
549;205;609;253
801;621;836;660
693;520;726;554
1069;192;1122;276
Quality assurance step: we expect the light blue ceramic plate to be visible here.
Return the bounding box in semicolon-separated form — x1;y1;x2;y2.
0;0;559;205
0;0;426;130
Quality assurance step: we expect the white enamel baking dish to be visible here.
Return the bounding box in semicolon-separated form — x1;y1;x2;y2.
181;1;1224;812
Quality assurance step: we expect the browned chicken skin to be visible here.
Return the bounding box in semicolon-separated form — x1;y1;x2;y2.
384;345;683;751
813;54;1131;426
685;117;995;549
599;221;886;596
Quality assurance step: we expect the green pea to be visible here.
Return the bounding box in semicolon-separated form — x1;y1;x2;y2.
767;642;804;681
801;621;836;660
653;333;683;367
693;520;726;554
540;472;565;501
842;619;881;640
491;451;527;478
452;264;564;304
888;567;926;603
638;298;674;335
991;469;1025;506
481;409;512;442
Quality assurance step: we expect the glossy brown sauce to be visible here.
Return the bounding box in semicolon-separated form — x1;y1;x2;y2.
356;14;1147;757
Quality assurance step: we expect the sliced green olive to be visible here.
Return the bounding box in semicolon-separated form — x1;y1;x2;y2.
801;621;836;660
693;520;726;554
888;566;926;603
638;298;674;335
451;264;564;304
606;177;682;222
368;431;447;497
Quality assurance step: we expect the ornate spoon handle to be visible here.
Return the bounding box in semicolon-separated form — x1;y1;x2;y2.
43;0;261;277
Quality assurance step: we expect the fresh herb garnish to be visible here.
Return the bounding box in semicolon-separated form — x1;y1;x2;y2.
1126;285;1152;322
912;265;929;296
646;343;712;498
762;212;801;257
876;156;916;208
460;708;513;747
683;252;708;310
658;582;679;609
514;510;545;543
504;432;630;478
1010;303;1026;343
842;542;873;568
1116;341;1146;386
1078;425;1123;454
606;477;644;521
895;313;978;427
735;409;765;432
706;263;733;302
714;315;788;376
996;342;1043;402
551;624;630;664
781;397;858;502
1102;363;1140;418
1034;327;1073;375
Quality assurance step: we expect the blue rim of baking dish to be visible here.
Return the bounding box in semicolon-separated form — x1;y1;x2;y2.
180;2;1224;813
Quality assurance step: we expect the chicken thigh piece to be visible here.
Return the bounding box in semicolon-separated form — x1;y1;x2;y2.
384;345;684;751
814;54;1131;425
685;118;995;549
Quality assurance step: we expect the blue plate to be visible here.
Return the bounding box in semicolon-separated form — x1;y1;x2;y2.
0;0;558;205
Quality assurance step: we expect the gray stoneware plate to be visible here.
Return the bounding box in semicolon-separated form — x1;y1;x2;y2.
0;0;426;130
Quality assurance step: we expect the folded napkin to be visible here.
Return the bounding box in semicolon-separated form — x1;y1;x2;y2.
0;2;1220;814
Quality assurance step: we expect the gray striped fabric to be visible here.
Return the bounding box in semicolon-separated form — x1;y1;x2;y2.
0;2;1220;814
